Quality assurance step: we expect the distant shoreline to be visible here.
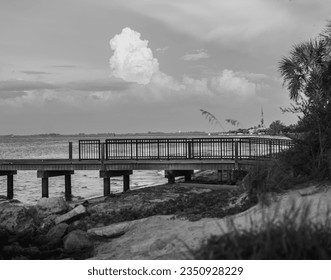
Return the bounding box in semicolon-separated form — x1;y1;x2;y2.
0;132;291;139
0;131;209;138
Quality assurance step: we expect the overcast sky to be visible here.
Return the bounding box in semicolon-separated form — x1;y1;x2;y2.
0;0;330;134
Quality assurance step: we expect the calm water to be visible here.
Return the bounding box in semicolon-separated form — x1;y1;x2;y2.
0;135;168;205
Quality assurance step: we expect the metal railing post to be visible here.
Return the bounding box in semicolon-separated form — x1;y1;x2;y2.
101;143;105;167
78;140;81;161
188;140;192;159
234;139;239;169
68;142;73;160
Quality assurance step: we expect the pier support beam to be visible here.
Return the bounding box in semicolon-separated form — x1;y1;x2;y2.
0;171;17;200
99;170;133;195
165;170;194;184
65;174;72;201
37;170;74;200
123;174;130;192
103;178;111;196
41;178;49;198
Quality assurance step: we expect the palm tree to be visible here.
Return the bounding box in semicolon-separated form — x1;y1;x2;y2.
279;40;325;102
278;20;331;176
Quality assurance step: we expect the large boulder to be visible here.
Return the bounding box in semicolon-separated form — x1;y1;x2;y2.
36;197;69;218
0;204;37;234
88;221;132;238
63;230;93;252
46;223;68;241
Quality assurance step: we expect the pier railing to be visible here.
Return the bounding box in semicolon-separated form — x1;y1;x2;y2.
78;140;101;160
78;137;293;161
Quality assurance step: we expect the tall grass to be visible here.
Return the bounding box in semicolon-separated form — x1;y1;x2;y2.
195;203;331;259
241;153;309;205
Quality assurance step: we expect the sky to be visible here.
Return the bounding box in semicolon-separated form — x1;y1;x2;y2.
0;0;331;135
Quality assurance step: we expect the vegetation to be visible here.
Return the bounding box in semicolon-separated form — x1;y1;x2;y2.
279;20;331;179
243;20;331;196
195;205;331;259
195;20;331;260
268;120;286;135
242;159;305;204
80;189;256;230
200;109;225;130
200;109;242;132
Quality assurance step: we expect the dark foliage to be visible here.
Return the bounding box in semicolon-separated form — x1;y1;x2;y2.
195;214;331;259
279;20;331;180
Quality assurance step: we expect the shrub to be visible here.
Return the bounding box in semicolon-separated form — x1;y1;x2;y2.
242;156;306;204
195;205;331;259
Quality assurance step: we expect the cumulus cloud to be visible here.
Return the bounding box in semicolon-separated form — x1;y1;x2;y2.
180;70;262;98
210;70;259;97
181;50;210;61
109;27;159;85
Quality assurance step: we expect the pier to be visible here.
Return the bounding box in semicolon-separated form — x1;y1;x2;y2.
0;136;293;201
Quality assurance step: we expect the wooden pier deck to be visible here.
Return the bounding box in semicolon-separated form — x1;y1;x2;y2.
0;158;256;171
0;136;293;201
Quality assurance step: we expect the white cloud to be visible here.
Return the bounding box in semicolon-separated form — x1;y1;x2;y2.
156;46;169;53
181;50;209;61
114;0;331;50
115;0;291;45
180;70;262;99
150;71;184;91
182;76;210;93
210;70;259;97
106;28;262;98
109;27;159;85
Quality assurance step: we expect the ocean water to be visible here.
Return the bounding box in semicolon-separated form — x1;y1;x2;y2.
0;135;167;205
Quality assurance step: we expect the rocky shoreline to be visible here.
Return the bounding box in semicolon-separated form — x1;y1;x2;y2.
0;171;256;260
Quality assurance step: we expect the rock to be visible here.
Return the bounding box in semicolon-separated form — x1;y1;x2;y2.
36;197;69;218
0;204;37;234
22;246;41;259
63;230;93;252
55;205;87;225
0;227;10;248
38;214;57;234
88;221;132;238
46;223;68;241
2;243;25;258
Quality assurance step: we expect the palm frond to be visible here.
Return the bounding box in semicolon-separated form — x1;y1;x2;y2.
225;119;241;127
200;109;225;131
279;39;325;102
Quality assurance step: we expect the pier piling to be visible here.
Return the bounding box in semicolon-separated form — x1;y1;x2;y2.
0;171;17;200
41;178;49;198
7;174;14;200
37;170;74;199
103;178;111;196
123;175;130;192
65;174;72;201
165;170;194;184
99;170;133;195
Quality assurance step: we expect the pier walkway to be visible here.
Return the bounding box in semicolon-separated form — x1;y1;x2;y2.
0;136;293;201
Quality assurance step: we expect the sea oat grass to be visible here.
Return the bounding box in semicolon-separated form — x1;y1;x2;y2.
195;203;331;259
